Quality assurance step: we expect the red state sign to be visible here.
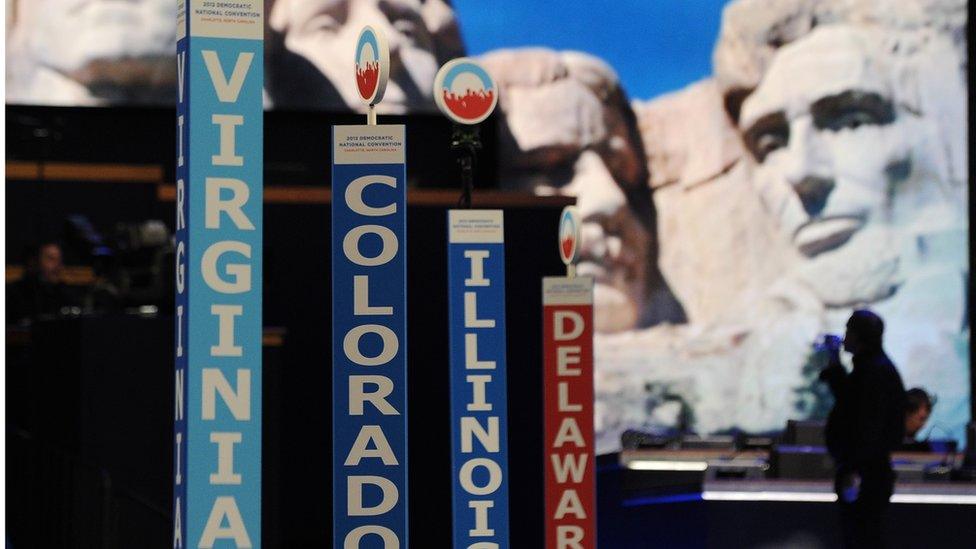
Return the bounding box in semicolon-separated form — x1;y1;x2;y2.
543;276;596;549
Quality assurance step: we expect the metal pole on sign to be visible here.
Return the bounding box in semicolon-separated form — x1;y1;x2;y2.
451;124;481;209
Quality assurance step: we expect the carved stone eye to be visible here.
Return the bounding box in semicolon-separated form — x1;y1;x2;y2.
743;112;790;164
812;90;895;132
830;108;879;131
755;131;788;161
302;13;340;35
393;19;417;39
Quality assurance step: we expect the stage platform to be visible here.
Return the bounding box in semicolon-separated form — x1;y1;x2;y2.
597;451;976;547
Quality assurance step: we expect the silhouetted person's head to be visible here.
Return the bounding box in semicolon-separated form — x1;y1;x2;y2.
843;309;884;355
905;388;933;439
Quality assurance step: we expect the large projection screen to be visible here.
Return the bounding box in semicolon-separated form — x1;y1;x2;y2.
7;0;969;453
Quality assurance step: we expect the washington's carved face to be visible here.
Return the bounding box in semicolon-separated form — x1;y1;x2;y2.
739;26;915;259
270;0;450;112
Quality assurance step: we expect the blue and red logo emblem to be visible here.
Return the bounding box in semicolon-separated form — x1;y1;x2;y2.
355;26;389;105
434;58;498;125
559;206;581;265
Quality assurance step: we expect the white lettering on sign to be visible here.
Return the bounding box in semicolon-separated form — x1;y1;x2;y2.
458;248;503;541
344;225;398;267
205;177;254;230
174;496;183;548
173;44;188;549
177;179;187;231
465;333;495;370
347;176;397;216
341;171;401;543
344;324;399;366
177;51;186;103
202;241;252;294
461;417;499;453
211;115;245;166
178;115;186;167
345;426;399;466
201;51;253;103
554;311;583;341
202;368;251;421
463;250;490;286
348;476;399;516
195;47;257;549
557;526;584;549
199;496;252;548
554;489;586;520
209;432;243;485
349;375;399;416
551;454;587;484
354;276;393;315
544;281;594;547
210;304;243;357
469;500;495;536
343;525;400;549
460;458;502;496
466;375;492;412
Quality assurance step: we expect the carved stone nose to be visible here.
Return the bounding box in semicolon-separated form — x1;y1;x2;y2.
792;176;835;217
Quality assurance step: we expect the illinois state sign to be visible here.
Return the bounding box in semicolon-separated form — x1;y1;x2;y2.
447;210;511;548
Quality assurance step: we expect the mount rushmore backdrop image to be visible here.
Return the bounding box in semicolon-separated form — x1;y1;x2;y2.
7;0;969;452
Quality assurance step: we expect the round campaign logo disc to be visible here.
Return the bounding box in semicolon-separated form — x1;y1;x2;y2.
558;206;582;266
433;58;498;125
355;26;390;106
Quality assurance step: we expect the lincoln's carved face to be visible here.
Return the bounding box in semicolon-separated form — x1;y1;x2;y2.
738;24;968;309
739;26;918;259
269;0;458;112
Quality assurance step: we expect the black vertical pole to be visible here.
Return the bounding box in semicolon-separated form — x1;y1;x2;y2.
451;124;481;209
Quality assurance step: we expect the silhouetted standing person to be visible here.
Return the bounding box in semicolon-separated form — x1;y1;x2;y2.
820;310;906;548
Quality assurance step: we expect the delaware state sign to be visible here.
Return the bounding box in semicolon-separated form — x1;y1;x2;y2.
542;276;596;549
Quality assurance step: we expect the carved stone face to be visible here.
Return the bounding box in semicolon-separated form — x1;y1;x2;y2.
738;25;967;307
556;149;651;334
485;51;652;332
8;0;175;100
739;26;915;260
269;0;458;112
